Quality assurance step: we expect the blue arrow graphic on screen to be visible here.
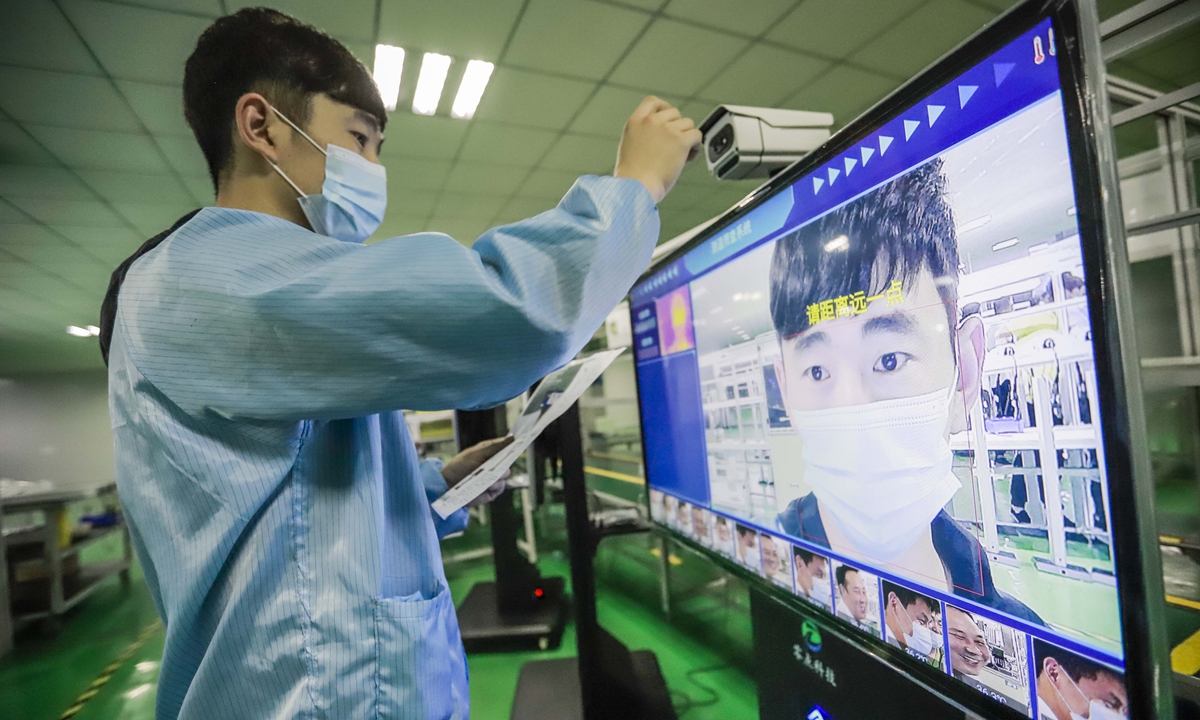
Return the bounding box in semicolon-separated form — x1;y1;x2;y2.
828;168;840;185
861;146;875;165
813;177;824;194
994;62;1015;87
958;84;978;108
904;119;920;140
927;104;945;126
844;157;857;175
879;135;893;155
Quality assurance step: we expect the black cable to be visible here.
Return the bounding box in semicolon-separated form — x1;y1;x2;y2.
670;663;731;717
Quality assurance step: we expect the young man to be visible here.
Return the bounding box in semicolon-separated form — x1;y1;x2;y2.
793;547;832;608
884;585;942;664
835;565;878;634
736;524;761;570
101;10;700;720
769;160;1042;624
1034;643;1128;720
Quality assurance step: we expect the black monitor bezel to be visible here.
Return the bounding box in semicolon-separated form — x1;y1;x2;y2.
630;0;1173;718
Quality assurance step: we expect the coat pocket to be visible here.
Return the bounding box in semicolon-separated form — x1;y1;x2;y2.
374;584;469;720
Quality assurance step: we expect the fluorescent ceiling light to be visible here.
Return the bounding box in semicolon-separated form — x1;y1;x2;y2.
823;234;849;252
958;215;991;233
412;53;452;116
450;60;494;119
67;325;95;337
87;325;100;335
1067;206;1076;216
992;238;1020;251
372;44;406;111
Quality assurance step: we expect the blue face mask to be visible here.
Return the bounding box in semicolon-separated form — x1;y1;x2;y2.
268;106;387;244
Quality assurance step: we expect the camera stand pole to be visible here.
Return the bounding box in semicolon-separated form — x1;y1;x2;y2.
509;401;676;720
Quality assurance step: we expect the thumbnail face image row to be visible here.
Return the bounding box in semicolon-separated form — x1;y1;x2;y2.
648;490;1129;718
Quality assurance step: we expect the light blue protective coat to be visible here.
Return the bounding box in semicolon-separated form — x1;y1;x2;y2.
107;176;658;719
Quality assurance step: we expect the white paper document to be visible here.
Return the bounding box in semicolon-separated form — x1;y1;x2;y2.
431;348;626;519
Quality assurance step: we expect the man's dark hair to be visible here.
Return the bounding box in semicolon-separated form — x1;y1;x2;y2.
835;565;859;588
183;7;387;191
1034;642;1122;684
794;547;817;565
887;584;929;611
736;525;756;539
769;160;958;340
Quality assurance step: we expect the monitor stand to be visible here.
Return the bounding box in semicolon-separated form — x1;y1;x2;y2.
510;402;676;720
454;408;567;654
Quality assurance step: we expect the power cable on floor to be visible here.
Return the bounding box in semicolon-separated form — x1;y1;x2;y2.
670;663;730;717
58;620;162;720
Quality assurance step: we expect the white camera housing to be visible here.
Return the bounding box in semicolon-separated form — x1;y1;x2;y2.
700;105;834;180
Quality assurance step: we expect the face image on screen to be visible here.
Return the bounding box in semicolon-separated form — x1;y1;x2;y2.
735;524;763;575
691;506;713;547
760;534;794;589
833;562;881;637
677;500;693;536
663;494;679;531
883;581;945;670
793;546;834;612
650;489;666;523
713;516;737;559
1033;639;1128;720
947;604;1033;714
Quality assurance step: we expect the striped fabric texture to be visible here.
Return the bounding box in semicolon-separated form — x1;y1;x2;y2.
107;176;659;719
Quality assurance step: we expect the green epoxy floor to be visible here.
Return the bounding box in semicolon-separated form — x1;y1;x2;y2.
0;531;757;720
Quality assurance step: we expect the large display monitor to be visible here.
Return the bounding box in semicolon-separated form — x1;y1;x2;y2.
632;1;1171;718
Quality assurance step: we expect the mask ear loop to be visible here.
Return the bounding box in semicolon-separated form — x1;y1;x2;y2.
263;104;327;199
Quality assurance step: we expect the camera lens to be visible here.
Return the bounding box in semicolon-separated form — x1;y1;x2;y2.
708;124;734;163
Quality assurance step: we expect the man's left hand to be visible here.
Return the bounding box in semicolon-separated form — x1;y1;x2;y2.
442;436;514;507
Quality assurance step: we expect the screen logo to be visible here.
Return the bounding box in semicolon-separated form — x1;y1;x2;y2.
801;619;823;652
807;706;832;720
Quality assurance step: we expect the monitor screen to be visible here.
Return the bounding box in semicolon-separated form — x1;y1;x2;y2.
634;8;1145;719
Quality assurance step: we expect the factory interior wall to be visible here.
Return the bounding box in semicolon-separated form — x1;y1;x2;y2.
0;370;113;494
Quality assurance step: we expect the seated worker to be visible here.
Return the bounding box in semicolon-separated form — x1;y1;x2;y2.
884;586;942;664
947;607;992;683
1034;644;1128;720
794;547;831;608
100;9;701;720
835;565;878;634
770;160;1042;624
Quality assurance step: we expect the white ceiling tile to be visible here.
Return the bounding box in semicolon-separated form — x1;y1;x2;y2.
431;193;508;220
664;0;796;36
117;81;191;137
459;124;558;166
500;196;559;224
388;158;452;192
613;0;661;9
368;213;430;243
848;0;996;78
156;135;211;179
60;0;210;85
609;18;747;97
378;0;526;59
0;122;59;167
442;163;530;196
3;244;105;265
6;198;128;228
0;202;36;225
380;114;469;161
0;166;95;200
75;170;194;205
472;69;596;131
515;168;582;200
540;134;618;174
700;44;830;108
677;99;722;128
505;0;648;80
26;126;169;174
0;0;104;76
111;202;198;236
569;86;685;139
0;224;71;248
0;67;142;133
227;1;374;42
4;270;102;304
424;216;494;246
52;225;143;250
387;190;438;217
767;0;925;61
783;64;899;128
129;0;222;13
